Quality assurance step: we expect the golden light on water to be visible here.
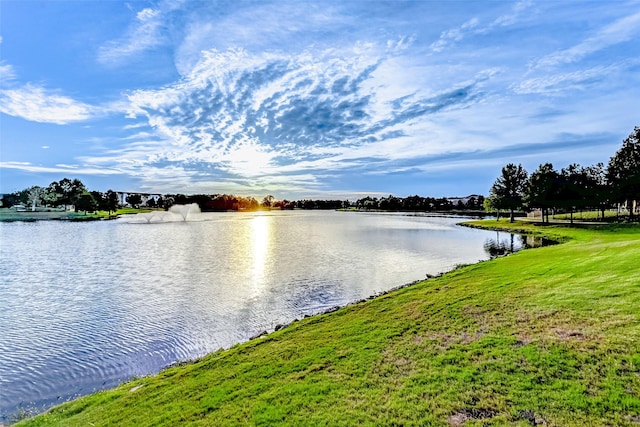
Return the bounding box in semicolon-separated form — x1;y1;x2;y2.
250;213;271;286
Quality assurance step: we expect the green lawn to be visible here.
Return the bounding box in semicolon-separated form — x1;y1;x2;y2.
549;209;627;221
0;207;154;222
17;220;640;426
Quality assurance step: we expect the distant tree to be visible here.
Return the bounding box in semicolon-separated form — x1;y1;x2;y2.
275;199;294;209
155;195;165;210
356;196;379;210
104;190;120;214
581;163;610;220
402;195;424;211
91;191;106;211
483;196;498;217
378;195;401;210
76;192;98;213
162;195;175;210
465;196;478;210
262;195;275;208
557;164;585;224
238;196;258;211
488;163;528;222
607;126;640;219
24;186;47;211
524;163;559;223
558;163;610;222
1;192;21;208
48;178;87;211
125;193;143;208
173;194;188;205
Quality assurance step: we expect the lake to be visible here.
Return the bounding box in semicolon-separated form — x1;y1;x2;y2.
1;210;509;420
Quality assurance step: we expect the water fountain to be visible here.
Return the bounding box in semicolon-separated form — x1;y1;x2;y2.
168;203;202;221
125;204;202;223
141;212;156;223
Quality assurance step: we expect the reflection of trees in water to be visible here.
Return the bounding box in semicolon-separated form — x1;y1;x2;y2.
483;231;554;259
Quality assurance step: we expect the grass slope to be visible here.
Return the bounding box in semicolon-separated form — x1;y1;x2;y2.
0;208;153;222
18;220;640;426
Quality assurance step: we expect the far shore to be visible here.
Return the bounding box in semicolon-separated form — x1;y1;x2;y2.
0;208;123;222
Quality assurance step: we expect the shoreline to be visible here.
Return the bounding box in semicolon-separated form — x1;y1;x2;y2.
13;220;640;426
2;218;514;423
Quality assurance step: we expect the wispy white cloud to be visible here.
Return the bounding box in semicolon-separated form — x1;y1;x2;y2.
0;161;122;175
0;84;96;124
0;62;15;82
430;0;533;52
514;64;617;95
534;11;640;68
487;0;533;28
174;1;345;75
98;4;165;65
430;17;480;52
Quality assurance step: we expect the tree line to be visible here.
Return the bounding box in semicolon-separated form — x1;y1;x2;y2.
2;179;487;215
1;178;121;214
488;126;640;222
353;194;484;211
0;181;355;213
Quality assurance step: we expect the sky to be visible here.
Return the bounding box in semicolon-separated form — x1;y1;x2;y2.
1;0;639;200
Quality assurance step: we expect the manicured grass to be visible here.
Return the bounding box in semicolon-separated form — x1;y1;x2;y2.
0;207;154;222
549;210;627;221
17;219;640;426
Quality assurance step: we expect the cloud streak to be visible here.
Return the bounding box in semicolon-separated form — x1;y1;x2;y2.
534;11;640;69
514;64;617;95
0;161;123;175
0;84;96;125
98;6;163;65
430;0;533;52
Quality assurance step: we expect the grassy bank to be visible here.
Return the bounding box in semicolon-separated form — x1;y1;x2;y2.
0;207;153;222
17;220;640;426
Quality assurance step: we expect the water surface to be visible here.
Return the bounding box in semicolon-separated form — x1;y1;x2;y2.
1;211;497;420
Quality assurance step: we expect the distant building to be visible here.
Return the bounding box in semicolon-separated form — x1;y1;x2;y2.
447;194;484;209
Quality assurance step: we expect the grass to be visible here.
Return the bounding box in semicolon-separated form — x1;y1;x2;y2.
549;209;628;221
0;207;154;222
16;219;640;426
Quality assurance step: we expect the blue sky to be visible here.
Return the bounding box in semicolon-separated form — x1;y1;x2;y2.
1;1;639;199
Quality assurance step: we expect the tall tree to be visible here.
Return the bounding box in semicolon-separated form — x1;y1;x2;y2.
488;163;528;222
48;178;87;211
524;163;559;223
76;192;98;213
578;163;610;220
262;195;275;208
607;127;640;219
104;190;120;214
557;164;585;224
125;193;143;209
24;186;47;211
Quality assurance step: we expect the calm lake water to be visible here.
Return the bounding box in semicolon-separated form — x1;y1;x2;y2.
1;210;509;420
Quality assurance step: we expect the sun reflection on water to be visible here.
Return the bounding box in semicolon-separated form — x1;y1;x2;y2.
250;214;271;287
